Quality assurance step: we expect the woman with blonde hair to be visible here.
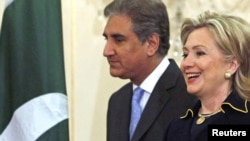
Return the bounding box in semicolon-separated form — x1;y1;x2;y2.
164;11;250;141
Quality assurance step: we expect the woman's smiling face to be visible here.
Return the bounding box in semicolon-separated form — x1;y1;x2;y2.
180;27;229;96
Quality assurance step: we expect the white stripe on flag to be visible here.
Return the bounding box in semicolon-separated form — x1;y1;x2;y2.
0;93;68;141
5;0;14;8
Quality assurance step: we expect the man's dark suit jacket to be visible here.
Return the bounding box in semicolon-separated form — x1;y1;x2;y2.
107;59;197;141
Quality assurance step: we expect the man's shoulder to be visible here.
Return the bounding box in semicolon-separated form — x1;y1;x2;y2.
110;82;132;98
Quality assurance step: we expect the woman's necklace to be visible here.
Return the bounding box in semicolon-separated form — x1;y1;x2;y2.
196;109;222;125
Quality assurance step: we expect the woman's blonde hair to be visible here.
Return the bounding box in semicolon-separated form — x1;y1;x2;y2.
181;11;250;100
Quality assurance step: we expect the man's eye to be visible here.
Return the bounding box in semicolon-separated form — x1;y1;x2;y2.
115;38;124;43
116;39;123;42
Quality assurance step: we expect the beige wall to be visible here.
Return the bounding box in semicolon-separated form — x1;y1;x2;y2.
62;1;128;141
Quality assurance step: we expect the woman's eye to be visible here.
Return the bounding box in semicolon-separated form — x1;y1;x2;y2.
196;51;205;56
182;53;188;58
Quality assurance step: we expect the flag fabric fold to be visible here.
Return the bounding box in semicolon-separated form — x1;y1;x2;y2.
0;0;69;141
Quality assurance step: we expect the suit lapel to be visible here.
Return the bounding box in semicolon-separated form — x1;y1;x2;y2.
131;60;179;141
132;89;171;141
113;83;133;141
124;85;134;140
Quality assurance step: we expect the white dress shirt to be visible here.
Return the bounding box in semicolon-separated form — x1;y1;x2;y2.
133;56;170;111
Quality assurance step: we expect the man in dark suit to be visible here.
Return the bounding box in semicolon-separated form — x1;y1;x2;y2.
102;0;196;141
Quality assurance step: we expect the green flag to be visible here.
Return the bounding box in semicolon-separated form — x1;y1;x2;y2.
0;0;69;141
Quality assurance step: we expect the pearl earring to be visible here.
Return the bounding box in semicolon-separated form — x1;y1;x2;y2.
224;72;231;79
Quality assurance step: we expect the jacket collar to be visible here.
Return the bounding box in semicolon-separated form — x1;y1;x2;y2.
180;90;249;119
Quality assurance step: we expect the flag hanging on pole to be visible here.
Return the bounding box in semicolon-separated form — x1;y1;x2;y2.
0;0;69;141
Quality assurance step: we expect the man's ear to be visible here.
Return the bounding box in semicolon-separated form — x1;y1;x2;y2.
146;33;160;56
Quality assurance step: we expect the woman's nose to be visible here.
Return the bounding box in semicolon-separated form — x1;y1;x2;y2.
181;54;195;69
